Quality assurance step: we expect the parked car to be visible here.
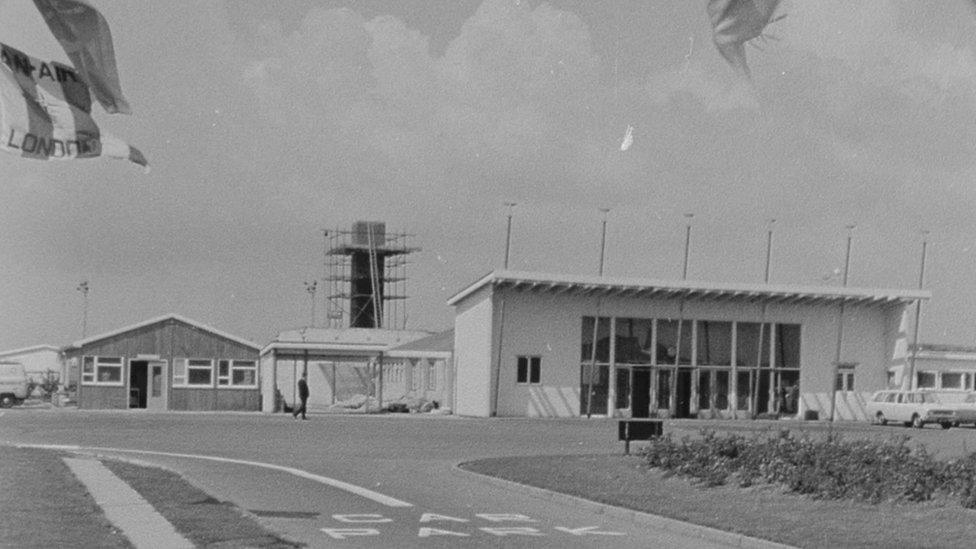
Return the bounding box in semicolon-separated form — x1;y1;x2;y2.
0;362;28;407
865;390;958;429
948;393;976;427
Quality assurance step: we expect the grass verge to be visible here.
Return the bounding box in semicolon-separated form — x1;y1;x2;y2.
101;459;302;548
460;453;976;549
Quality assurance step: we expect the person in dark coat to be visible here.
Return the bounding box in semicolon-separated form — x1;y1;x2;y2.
293;373;309;420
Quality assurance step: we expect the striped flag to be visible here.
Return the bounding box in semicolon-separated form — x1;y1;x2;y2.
707;0;783;79
0;42;146;167
33;0;131;115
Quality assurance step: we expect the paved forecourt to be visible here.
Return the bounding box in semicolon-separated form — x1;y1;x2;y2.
0;410;790;548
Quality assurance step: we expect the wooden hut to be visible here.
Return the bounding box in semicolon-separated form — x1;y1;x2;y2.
63;314;261;411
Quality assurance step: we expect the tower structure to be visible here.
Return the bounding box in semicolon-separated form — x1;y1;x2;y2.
324;221;418;329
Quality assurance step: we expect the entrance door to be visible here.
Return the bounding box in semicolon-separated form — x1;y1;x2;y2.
129;361;147;409
147;361;167;411
632;369;651;418
676;368;693;418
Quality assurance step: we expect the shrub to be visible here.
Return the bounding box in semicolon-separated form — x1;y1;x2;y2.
639;429;976;508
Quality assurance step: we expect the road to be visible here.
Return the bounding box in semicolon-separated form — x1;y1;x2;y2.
0;409;775;548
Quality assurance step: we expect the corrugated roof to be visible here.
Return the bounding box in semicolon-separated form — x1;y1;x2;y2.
65;314;261;351
447;270;931;308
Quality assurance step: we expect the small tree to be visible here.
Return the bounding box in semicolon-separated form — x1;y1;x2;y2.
37;370;60;401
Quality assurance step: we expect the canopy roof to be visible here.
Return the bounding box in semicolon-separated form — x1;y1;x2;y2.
448;270;930;308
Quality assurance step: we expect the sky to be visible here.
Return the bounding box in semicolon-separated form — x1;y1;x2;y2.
2;0;976;349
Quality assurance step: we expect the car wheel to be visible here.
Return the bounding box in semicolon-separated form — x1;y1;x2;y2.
0;395;12;408
911;414;924;429
876;412;887;426
941;422;952;430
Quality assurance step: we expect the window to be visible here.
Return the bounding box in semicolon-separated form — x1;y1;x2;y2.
232;360;257;387
580;317;611;363
941;372;965;390
217;359;257;387
655;319;692;365
174;358;214;387
81;356;123;386
426;361;438;390
735;323;771;367
517;356;541;384
835;370;854;391
774;324;801;368
614;318;653;364
218;360;231;386
697;321;732;366
916;371;937;389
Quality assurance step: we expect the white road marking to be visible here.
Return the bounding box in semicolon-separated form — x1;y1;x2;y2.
10;442;412;508
555;526;626;536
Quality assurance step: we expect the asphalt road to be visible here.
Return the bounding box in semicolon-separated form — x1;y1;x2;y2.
0;409;771;548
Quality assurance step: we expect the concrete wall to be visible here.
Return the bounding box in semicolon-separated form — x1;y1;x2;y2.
457;286;909;419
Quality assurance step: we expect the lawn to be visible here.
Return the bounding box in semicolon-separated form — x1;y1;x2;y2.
460;452;976;549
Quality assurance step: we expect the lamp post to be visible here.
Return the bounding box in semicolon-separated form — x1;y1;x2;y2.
681;213;694;280
304;280;317;327
76;281;90;338
829;224;855;423
503;202;516;269
907;230;929;390
586;208;611;418
598;208;610;276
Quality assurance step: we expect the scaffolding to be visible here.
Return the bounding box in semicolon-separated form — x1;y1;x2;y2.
323;222;418;330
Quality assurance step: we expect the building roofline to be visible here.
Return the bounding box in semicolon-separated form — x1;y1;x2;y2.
0;344;60;357
65;314;261;351
447;270;931;307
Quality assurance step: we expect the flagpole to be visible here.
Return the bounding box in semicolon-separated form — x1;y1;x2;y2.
746;219;774;419
503;202;516;269
671;214;693;418
829;224;855;423
906;230;929;390
586;208;610;418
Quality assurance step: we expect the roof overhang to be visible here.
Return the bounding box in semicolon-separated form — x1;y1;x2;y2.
447;270;930;308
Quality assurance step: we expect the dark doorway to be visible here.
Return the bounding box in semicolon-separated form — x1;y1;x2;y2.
676;369;693;418
129;361;148;409
632;369;651;418
757;370;771;415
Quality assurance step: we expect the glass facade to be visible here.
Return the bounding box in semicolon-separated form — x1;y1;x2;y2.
581;316;801;418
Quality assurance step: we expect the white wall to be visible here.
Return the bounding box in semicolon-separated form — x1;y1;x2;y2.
453;289;493;416
461;287;910;418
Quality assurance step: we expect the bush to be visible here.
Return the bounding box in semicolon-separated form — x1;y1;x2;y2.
640;429;976;508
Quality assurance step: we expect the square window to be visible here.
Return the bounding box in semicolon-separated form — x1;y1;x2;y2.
516;356;541;385
82;357;124;386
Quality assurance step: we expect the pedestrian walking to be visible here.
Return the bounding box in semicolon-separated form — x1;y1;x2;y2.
293;373;309;420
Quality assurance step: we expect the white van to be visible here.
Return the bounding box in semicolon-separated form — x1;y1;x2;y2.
0;362;28;407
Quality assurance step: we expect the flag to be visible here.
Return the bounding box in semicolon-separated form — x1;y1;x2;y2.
707;0;782;79
619;125;634;151
33;0;131;114
0;42;147;167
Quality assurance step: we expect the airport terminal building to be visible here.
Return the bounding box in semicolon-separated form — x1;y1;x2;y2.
449;270;929;420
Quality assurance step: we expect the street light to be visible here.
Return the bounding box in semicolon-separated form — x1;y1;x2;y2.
76;281;90;338
503;202;517;269
598;208;610;276
682;213;694;280
830;224;856;423
907;230;929;390
304;280;317;327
